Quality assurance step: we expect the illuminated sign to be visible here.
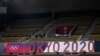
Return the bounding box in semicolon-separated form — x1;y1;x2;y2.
43;41;94;53
4;41;94;53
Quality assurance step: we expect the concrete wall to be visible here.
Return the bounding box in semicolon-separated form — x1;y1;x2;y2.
5;0;96;14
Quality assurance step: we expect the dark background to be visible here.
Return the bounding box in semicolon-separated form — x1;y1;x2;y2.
0;0;99;31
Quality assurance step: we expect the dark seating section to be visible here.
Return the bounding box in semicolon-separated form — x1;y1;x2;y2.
1;18;51;42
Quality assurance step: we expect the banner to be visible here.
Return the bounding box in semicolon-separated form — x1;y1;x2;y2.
4;41;94;53
31;42;48;53
5;42;31;53
43;41;94;53
31;41;94;53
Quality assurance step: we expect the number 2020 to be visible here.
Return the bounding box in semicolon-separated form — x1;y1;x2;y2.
64;41;94;53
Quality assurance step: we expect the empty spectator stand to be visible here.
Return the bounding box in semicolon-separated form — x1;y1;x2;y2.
0;18;52;42
32;16;95;41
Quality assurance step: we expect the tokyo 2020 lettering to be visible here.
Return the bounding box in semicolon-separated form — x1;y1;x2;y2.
32;41;94;53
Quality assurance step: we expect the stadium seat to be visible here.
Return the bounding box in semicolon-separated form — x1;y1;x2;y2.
32;35;80;41
0;37;22;42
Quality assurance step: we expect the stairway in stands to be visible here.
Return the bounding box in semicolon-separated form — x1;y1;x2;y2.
24;19;56;42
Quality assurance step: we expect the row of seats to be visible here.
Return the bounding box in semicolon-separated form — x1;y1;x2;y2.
33;17;100;41
1;18;51;42
0;37;21;42
6;18;51;36
11;19;51;29
54;17;91;40
55;17;100;41
1;17;100;42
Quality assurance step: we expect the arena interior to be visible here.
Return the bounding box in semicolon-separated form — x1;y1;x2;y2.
0;0;100;56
